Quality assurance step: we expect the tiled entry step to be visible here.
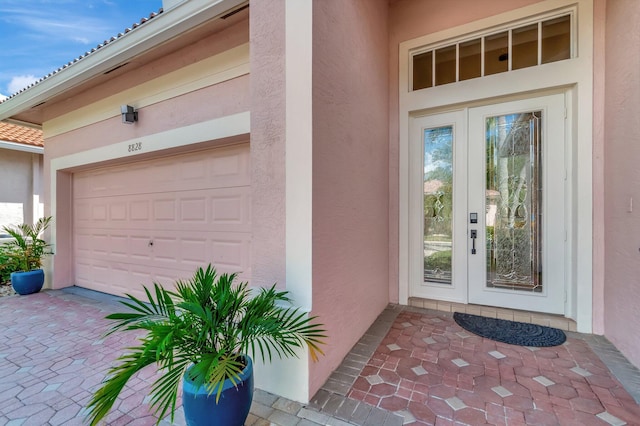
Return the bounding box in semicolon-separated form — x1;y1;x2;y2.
409;297;577;332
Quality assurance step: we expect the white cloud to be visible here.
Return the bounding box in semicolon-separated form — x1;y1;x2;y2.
8;75;38;95
0;94;7;102
0;7;113;46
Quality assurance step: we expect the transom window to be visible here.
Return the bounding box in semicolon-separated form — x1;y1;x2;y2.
412;14;572;91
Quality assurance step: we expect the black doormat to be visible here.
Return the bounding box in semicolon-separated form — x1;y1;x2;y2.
453;312;567;347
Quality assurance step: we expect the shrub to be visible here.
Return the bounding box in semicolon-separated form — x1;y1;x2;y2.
2;217;53;272
0;243;20;284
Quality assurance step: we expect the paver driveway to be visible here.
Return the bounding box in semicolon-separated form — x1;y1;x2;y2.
0;288;390;426
0;289;167;425
2;288;640;425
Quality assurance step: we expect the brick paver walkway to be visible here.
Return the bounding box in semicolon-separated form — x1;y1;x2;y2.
2;289;640;425
346;310;640;425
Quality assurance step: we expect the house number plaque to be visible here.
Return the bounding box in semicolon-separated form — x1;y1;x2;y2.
128;142;142;152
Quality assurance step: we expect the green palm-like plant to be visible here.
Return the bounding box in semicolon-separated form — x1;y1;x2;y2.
2;216;53;272
85;265;326;426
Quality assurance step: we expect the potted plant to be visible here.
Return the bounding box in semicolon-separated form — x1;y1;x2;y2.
85;265;326;426
2;216;53;295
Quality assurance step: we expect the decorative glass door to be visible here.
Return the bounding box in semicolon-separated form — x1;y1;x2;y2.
411;94;566;314
468;95;565;314
410;110;468;303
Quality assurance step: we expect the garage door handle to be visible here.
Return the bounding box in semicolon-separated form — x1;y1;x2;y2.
148;240;154;247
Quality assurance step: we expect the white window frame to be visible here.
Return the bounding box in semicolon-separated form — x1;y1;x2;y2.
408;9;577;91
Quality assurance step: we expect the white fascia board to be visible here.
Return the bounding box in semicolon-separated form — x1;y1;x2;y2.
0;0;247;121
0;140;44;154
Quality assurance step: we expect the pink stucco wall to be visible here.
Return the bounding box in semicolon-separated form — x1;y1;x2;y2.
42;18;250;289
249;0;286;290
310;0;390;395
387;0;544;303
43;18;249;122
592;0;606;335
0;150;41;227
45;76;250;288
603;0;640;368
44;77;250;160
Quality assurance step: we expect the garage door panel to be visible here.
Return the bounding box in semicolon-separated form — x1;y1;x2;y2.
75;259;251;301
77;230;250;267
75;259;92;285
92;234;109;254
75;202;91;222
130;200;150;221
74;145;250;199
180;238;209;265
109;202;128;221
129;235;154;260
73;143;251;298
210;238;248;271
75;231;92;253
153;199;177;222
92;204;108;221
180;198;207;222
74;188;251;233
109;235;129;257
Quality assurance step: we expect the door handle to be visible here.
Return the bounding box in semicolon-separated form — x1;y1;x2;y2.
470;230;477;254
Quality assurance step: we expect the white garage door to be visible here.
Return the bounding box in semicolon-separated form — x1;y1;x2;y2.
73;143;251;299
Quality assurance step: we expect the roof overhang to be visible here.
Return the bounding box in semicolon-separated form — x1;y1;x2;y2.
0;140;44;154
0;0;247;125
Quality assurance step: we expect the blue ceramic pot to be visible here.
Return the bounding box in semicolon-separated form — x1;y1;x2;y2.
182;356;254;426
11;269;44;295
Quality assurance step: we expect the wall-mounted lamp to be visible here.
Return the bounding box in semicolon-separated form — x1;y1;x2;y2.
121;105;138;124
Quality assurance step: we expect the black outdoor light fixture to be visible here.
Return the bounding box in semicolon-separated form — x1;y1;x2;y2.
121;105;138;124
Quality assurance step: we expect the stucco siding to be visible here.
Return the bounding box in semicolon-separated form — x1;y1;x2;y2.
44;76;250;160
249;0;286;291
41;16;251;292
42;17;249;123
603;0;640;369
311;0;390;396
0;150;42;228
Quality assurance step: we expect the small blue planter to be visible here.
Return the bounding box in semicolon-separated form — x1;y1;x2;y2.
11;269;45;295
182;356;254;426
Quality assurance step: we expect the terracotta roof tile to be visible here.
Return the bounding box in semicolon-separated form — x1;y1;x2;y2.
0;122;43;147
0;9;163;103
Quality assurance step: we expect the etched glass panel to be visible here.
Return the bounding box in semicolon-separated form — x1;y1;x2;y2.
424;126;453;284
485;112;542;292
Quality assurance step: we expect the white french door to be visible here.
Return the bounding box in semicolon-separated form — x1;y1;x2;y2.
410;93;566;314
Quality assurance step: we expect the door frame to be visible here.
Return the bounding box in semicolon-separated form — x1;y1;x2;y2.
398;0;595;332
409;94;567;314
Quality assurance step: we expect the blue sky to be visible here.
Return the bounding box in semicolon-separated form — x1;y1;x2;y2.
0;0;162;100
